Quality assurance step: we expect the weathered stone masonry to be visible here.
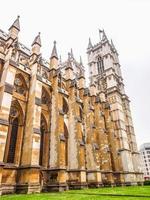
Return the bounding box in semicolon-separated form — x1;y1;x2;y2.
0;17;143;195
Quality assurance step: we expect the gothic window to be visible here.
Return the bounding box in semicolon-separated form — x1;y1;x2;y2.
11;48;17;61
58;78;61;87
19;54;29;68
14;75;27;96
0;40;6;54
0;60;4;82
63;98;69;114
40;114;47;166
7;117;18;163
97;57;104;74
103;114;107;131
37;64;42;75
79;106;83;121
81;132;85;145
64;123;68;167
5;101;23;164
62;82;67;91
42;68;48;79
41;87;51;107
102;79;107;90
58;73;62;88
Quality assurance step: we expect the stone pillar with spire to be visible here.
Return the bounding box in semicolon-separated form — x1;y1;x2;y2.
78;57;85;91
64;53;87;189
48;41;68;191
17;32;43;193
0;16;20;194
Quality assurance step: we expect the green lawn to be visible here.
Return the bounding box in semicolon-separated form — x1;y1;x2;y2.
1;186;150;200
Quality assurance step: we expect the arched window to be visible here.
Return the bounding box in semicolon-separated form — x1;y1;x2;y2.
97;57;104;74
14;74;27;96
58;73;62;88
41;87;51;107
4;101;24;164
64;123;68;167
0;60;4;82
7;117;19;163
79;106;83;121
63;98;69;114
42;68;48;79
39;114;47;166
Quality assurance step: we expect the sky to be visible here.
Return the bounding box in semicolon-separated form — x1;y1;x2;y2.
0;0;150;147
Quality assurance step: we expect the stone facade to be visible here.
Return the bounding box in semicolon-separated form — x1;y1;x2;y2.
0;17;143;195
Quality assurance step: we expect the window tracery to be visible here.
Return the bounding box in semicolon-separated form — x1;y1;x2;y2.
40;114;47;166
41;88;51;107
6;101;23;164
14;77;27;96
42;68;48;79
63;98;69;114
97;57;104;74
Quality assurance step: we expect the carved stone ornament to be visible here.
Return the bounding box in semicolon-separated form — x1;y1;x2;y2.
14;77;26;96
41;89;51;106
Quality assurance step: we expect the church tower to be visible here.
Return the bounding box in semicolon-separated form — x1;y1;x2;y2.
87;30;143;184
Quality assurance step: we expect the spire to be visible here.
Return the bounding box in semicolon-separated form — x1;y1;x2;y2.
9;16;20;31
70;48;74;58
65;52;73;80
68;52;71;62
102;30;108;42
51;41;58;59
59;55;62;63
80;56;83;65
88;37;92;49
99;29;103;41
111;39;116;50
32;32;41;47
67;52;73;68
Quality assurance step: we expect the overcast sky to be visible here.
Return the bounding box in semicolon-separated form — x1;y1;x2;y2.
0;0;150;148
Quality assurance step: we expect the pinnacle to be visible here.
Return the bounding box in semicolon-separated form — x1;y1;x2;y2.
70;48;74;58
88;37;92;49
50;40;58;59
102;30;108;41
32;32;42;47
80;56;83;65
9;15;20;31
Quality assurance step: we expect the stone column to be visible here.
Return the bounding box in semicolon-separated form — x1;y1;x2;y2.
0;45;17;194
122;95;143;184
47;74;67;191
83;92;101;187
17;56;42;193
107;91;134;185
102;101;124;186
67;81;86;189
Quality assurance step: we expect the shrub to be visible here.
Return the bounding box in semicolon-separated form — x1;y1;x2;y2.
144;180;150;185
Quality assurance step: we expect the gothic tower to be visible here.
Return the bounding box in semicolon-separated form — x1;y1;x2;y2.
87;30;142;184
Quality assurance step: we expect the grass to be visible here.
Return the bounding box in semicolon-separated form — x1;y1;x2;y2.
1;186;150;200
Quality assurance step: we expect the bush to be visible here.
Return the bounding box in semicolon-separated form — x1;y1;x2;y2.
144;180;150;185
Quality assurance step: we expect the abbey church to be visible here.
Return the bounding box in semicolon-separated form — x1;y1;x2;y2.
0;17;143;195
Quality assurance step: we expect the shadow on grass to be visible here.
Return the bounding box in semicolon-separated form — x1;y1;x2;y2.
67;192;150;198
